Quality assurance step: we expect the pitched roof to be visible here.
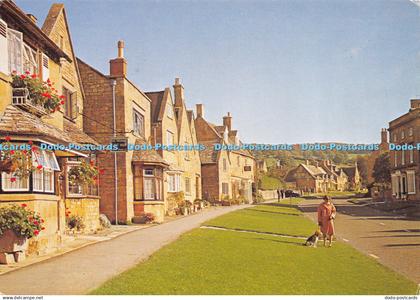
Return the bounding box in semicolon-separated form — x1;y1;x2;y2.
63;119;99;145
342;166;356;179
0;105;97;146
145;90;165;123
301;164;327;177
284;168;297;182
132;138;168;166
0;1;70;62
199;141;219;164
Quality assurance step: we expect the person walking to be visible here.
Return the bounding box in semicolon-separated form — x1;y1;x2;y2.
317;195;336;247
277;189;281;202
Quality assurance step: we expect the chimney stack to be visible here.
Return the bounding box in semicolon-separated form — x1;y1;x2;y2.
110;40;127;77
381;128;388;144
196;104;204;118
173;77;185;107
410;99;420;110
223;112;232;132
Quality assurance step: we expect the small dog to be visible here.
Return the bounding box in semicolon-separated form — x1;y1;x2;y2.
304;229;322;247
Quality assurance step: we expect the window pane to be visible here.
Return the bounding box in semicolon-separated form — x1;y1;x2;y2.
2;172;29;191
44;170;54;192
32;169;43;191
144;178;154;200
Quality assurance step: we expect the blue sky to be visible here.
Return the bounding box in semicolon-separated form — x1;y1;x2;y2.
16;0;420;144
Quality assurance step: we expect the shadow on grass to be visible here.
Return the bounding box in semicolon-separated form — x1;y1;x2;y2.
245;237;304;246
260;203;300;209
244;208;301;216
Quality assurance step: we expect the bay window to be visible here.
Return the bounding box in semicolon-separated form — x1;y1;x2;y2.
1;148;59;193
133;166;163;201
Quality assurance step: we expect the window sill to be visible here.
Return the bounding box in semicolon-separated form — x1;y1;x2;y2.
66;195;100;199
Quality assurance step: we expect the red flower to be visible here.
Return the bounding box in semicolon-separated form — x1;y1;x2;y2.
37;165;43;170
10;178;16;183
47;78;51;83
20;75;26;79
99;169;105;175
28;141;33;145
41;227;45;230
59;95;65;99
33;230;39;236
33;220;39;225
11;70;17;75
5;136;11;142
25;71;30;75
32;145;38;151
21;203;27;207
56;106;61;111
10;150;15;155
22;150;27;154
41;218;45;223
60;100;65;105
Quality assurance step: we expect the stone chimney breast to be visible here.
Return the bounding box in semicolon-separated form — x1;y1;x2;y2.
196;104;204;118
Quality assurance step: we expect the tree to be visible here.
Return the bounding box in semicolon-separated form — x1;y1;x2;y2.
372;152;391;184
356;156;369;186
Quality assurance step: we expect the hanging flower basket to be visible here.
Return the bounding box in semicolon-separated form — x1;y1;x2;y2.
0;137;35;180
0;158;18;174
11;71;65;115
68;160;101;186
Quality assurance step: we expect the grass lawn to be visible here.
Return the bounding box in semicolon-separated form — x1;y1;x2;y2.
91;202;417;295
260;174;281;190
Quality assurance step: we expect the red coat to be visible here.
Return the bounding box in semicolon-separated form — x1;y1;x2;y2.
317;202;336;236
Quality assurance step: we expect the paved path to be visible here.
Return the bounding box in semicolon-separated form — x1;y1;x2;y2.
299;198;420;284
0;205;251;295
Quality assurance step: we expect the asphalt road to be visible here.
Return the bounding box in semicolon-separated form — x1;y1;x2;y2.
299;198;420;284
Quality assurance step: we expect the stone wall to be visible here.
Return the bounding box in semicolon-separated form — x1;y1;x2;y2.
258;189;277;200
65;197;100;233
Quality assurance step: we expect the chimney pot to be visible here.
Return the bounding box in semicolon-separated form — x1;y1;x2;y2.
175;77;180;85
118;40;125;58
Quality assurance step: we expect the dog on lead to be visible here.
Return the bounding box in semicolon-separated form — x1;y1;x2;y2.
304;229;322;247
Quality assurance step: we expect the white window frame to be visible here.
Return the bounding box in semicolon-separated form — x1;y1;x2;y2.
1;172;30;192
23;43;38;75
407;170;416;195
7;28;23;74
394;151;398;167
409;127;413;137
133;109;145;137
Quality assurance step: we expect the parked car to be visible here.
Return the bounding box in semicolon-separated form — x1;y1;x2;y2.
285;190;301;197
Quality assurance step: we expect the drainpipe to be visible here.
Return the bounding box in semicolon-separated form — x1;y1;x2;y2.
111;79;118;225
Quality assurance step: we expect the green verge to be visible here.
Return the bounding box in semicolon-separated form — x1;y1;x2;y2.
91;201;417;295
